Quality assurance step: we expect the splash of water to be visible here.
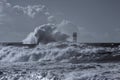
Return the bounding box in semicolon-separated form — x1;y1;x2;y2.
22;24;69;44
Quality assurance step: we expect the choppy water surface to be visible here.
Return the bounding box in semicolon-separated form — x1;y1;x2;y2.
0;42;120;80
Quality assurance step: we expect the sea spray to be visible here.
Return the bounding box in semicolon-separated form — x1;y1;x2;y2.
23;24;69;44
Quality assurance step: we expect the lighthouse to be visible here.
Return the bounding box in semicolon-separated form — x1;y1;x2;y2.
73;32;77;42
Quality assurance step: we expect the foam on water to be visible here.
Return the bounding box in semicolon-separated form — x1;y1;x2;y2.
0;62;120;80
0;42;120;63
0;42;120;80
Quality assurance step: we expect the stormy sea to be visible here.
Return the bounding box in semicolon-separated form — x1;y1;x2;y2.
0;24;120;80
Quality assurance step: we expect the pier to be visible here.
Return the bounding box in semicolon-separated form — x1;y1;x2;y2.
0;42;36;48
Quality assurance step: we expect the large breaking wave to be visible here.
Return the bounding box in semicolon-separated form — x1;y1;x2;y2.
0;42;120;62
22;23;69;44
0;21;119;63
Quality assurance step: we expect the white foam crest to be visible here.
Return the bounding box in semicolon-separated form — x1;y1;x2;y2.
0;42;119;62
22;23;69;44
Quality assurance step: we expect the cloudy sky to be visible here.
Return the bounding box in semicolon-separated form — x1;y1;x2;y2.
0;0;120;42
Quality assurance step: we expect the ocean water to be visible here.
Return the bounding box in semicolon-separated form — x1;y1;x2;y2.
0;42;120;80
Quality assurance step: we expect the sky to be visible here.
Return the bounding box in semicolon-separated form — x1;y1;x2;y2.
0;0;120;42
